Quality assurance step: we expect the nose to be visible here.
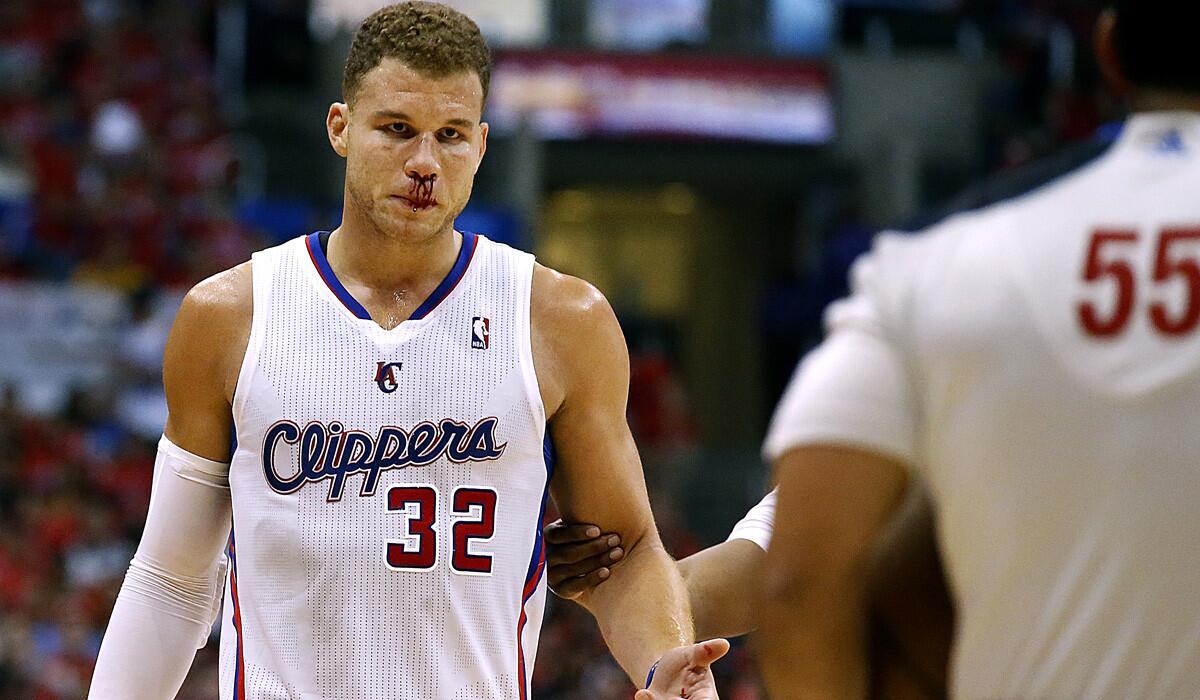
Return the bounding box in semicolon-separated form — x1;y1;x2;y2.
405;133;440;181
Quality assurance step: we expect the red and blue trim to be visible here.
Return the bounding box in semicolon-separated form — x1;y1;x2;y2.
304;230;479;322
410;231;478;320
228;529;247;700
516;434;555;700
305;232;371;320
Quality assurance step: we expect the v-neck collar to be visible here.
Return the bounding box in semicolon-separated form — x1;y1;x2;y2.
303;230;480;327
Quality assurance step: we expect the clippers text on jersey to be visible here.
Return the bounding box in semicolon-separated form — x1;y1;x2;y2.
261;417;507;501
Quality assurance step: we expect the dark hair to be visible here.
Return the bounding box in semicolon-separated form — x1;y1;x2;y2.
342;2;492;105
1112;0;1200;92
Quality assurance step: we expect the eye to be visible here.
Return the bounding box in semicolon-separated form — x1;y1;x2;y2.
438;127;462;140
386;123;413;136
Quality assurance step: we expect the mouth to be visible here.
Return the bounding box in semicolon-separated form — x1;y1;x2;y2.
392;195;438;212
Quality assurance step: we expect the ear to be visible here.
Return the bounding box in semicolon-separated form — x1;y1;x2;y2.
474;121;489;174
327;102;350;158
1094;9;1134;98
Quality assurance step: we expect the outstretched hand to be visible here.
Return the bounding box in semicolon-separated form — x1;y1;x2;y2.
635;639;730;700
543;519;624;599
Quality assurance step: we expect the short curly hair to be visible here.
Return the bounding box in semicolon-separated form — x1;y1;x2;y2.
342;2;492;106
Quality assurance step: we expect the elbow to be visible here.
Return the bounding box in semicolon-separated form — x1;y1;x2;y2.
121;553;227;629
678;557;699;600
759;552;870;619
760;559;808;610
573;530;667;609
755;562;814;646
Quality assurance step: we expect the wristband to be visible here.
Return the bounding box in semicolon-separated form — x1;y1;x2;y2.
645;658;660;688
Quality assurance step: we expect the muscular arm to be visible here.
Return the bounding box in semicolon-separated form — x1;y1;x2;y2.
161;263;251;459
90;265;251;697
678;538;765;639
532;266;695;685
757;445;909;699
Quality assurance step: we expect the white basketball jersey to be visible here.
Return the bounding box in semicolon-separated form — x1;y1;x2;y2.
765;111;1200;698
219;231;550;700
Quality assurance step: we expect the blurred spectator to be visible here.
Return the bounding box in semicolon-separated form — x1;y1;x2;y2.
1;0;254;286
0;383;154;697
113;286;174;440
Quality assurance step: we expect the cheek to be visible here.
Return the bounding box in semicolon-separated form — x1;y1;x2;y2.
444;151;481;185
348;142;402;180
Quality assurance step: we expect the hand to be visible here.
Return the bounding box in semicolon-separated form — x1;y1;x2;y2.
543;519;625;599
635;639;730;700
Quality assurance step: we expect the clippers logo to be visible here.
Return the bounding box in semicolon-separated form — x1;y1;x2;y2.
260;417;508;501
374;361;402;393
471;317;490;350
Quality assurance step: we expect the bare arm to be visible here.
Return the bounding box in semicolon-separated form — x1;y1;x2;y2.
868;489;952;699
90;265;251;697
678;538;765;639
543;521;769;640
545;488;774;641
160;264;252;458
757;445;908;699
532;266;707;688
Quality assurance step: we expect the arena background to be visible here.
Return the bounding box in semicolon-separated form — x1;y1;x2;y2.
0;0;1115;697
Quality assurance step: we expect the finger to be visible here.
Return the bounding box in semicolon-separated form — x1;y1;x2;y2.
548;554;609;582
687;638;731;667
546;566;577;596
633;691;652;700
543;521;605;545
548;546;624;577
546;535;622;567
548;567;611;599
552;552;609;581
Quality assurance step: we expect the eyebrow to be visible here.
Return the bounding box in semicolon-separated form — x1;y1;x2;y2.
372;110;476;128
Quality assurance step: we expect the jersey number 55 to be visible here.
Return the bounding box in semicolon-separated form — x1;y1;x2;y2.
1079;227;1200;337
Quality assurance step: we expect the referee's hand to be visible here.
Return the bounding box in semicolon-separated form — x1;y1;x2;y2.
543;519;624;599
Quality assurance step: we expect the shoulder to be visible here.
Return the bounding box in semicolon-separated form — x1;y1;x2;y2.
824;215;989;343
919;136;1112;226
160;261;254;452
530;263;616;333
855;204;1011;297
529;264;628;416
876;148;1104;274
166;262;255;397
176;261;254;337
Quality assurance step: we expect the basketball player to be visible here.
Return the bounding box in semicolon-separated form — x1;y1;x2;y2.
757;1;1200;697
88;3;727;698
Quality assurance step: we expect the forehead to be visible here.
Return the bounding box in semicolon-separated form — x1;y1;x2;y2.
352;57;484;119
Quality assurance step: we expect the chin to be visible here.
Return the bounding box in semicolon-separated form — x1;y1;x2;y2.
375;213;450;244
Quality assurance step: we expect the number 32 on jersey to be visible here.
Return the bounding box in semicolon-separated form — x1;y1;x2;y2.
1078;227;1200;338
385;485;498;575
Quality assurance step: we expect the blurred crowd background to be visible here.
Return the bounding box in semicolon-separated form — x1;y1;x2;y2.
0;0;1119;697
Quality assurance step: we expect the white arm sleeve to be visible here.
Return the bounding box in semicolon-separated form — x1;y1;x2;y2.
89;436;233;700
725;489;777;551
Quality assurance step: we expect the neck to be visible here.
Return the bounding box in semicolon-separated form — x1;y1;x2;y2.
328;206;461;292
1131;90;1200;114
